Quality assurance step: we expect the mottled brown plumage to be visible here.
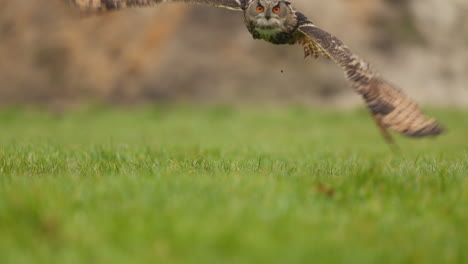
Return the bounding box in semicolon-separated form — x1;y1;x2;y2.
297;23;443;141
69;0;243;11
65;0;444;145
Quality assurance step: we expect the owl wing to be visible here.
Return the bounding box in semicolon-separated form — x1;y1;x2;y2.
67;0;244;11
296;20;443;143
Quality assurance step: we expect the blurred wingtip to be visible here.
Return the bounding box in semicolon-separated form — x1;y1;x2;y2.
401;120;445;138
364;78;446;140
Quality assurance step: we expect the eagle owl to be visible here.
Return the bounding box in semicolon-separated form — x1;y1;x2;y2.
66;0;444;145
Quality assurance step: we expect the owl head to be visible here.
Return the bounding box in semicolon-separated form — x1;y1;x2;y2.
245;0;297;33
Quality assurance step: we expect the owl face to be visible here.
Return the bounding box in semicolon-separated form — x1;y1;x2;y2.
245;0;295;33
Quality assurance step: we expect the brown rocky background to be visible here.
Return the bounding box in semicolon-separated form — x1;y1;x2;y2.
0;0;467;107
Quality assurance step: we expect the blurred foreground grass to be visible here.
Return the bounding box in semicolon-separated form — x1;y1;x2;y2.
0;105;467;263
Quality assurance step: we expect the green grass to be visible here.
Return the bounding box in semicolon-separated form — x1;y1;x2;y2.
0;105;467;264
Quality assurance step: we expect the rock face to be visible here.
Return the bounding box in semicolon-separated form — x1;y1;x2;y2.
0;0;466;106
402;0;468;106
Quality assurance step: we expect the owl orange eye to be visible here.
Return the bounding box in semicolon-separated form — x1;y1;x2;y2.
272;6;281;13
256;6;264;12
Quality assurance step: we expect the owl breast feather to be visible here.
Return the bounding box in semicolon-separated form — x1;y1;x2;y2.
253;29;297;45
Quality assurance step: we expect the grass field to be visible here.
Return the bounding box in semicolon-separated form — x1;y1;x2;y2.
0;105;467;264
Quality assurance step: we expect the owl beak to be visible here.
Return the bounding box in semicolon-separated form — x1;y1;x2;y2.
265;11;271;20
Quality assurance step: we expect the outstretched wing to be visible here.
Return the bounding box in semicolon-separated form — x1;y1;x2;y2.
296;19;443;142
68;0;244;11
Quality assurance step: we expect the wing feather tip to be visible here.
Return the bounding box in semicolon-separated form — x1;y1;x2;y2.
402;122;445;138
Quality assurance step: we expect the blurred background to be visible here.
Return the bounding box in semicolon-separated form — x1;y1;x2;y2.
0;0;467;108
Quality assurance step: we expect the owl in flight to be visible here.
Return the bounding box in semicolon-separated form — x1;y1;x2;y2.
67;0;444;144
